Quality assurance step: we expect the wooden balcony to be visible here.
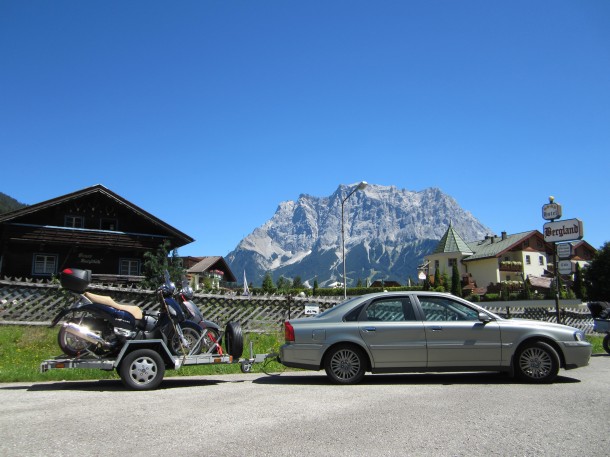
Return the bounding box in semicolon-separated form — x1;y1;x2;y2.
499;262;523;272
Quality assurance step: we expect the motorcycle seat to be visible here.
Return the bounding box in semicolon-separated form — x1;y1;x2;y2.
84;292;143;320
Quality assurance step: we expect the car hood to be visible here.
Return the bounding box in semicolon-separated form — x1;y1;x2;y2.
498;317;579;332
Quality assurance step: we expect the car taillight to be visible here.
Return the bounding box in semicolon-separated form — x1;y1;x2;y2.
284;321;295;342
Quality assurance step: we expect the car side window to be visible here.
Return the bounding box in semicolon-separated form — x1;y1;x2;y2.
418;296;479;321
363;297;416;322
344;304;365;322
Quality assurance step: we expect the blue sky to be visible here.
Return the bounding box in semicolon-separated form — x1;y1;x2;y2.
1;1;609;256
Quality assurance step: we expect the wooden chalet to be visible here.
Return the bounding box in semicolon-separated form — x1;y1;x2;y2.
0;185;194;281
182;256;237;290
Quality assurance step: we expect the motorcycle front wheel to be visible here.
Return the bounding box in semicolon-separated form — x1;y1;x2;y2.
201;328;221;354
169;322;203;355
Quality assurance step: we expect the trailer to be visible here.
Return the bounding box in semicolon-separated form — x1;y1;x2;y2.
40;339;276;390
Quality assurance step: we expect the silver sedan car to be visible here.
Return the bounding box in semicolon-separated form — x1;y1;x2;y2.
279;292;591;384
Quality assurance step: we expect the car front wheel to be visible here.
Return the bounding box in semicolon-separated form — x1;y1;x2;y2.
515;341;560;383
324;344;367;385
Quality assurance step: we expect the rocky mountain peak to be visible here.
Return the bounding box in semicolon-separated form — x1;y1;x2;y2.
226;183;491;287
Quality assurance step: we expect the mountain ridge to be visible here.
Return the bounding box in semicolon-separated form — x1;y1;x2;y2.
226;183;492;287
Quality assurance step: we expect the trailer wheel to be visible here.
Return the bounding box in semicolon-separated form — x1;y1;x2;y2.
119;349;165;390
225;322;244;359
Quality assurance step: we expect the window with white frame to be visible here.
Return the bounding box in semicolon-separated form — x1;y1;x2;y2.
539;256;545;266
526;255;531;265
120;259;140;276
33;254;57;276
448;258;457;267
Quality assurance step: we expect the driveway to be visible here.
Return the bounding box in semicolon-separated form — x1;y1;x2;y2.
1;356;608;456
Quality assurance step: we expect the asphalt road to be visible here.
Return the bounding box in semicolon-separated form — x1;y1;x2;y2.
1;356;608;457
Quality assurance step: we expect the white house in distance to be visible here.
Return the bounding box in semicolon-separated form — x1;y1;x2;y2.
423;223;596;294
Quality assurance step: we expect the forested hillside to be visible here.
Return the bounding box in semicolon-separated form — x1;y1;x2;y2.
0;192;26;214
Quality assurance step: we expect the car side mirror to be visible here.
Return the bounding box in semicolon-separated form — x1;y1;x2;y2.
478;312;493;323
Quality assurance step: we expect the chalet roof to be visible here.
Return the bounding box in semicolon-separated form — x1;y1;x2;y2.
433;223;473;254
0;184;194;247
569;239;597;252
187;256;236;282
463;230;539;262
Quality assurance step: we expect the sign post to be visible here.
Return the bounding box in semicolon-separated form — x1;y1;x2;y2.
542;197;584;324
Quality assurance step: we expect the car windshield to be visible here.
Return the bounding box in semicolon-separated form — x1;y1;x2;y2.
315;297;361;319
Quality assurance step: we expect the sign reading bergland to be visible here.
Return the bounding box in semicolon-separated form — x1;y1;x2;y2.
543;218;584;242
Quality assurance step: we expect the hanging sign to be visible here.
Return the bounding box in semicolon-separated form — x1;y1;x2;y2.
542;203;562;221
543;219;584;243
556;243;572;259
558;260;573;275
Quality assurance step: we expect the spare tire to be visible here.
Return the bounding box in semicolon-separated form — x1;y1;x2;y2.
225;322;244;359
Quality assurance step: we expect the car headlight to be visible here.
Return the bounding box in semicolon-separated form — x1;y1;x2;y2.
573;331;585;341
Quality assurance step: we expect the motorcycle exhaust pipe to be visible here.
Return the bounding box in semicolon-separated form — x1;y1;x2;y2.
63;322;112;348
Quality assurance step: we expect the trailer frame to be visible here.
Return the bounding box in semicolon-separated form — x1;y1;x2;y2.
40;339;275;390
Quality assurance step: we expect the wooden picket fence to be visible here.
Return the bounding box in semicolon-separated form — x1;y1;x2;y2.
0;278;339;332
0;278;597;334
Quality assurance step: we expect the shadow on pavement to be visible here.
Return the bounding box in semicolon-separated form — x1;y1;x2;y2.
0;376;235;392
253;371;582;386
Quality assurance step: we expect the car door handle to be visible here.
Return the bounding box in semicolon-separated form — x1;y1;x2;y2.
431;326;443;331
363;327;376;332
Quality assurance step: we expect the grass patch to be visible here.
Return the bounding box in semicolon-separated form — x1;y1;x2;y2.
587;334;606;354
0;326;605;383
0;325;286;383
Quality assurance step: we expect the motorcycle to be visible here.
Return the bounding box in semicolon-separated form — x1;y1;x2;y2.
177;278;222;354
50;268;204;357
177;278;243;358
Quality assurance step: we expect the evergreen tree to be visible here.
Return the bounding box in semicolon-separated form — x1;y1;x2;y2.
356;278;363;287
276;276;289;292
441;271;449;292
573;263;586;299
262;272;274;293
313;278;318;295
142;240;184;288
451;263;461;297
584;241;610;300
433;268;440;290
522;276;532;300
292;276;303;289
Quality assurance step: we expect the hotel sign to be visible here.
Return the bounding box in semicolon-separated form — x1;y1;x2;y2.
542;203;562;221
543;219;584;243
